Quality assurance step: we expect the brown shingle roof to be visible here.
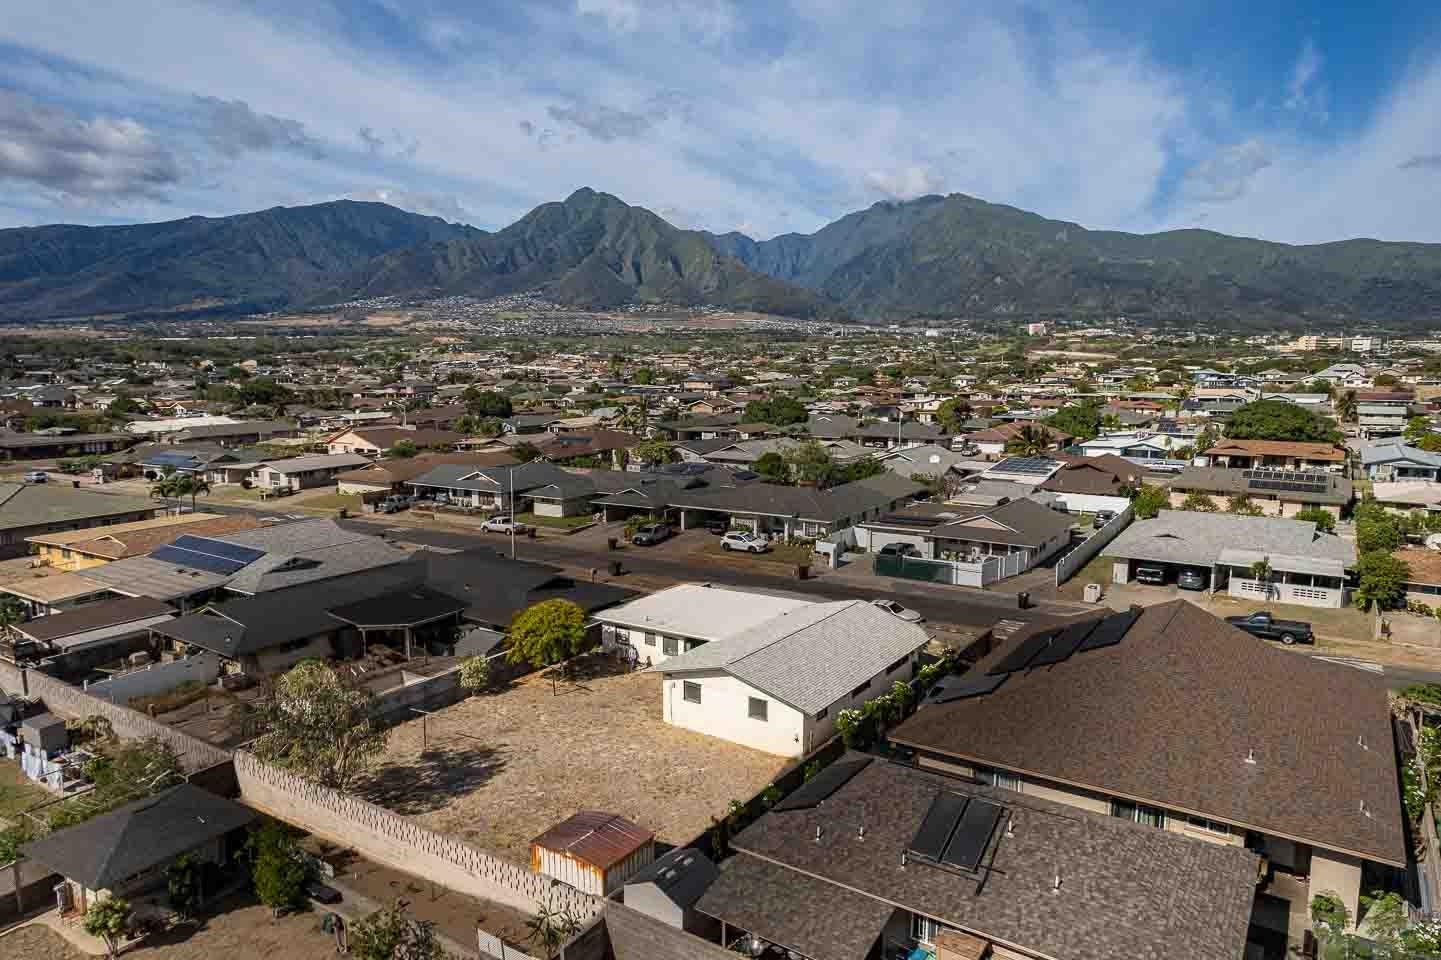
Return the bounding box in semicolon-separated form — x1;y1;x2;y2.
1205;439;1345;461
52;514;262;560
890;600;1406;866
335;452;519;485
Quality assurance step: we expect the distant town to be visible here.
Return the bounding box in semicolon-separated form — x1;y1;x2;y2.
2;306;1441;960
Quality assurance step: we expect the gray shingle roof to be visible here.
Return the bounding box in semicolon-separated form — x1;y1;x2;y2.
1361;439;1441;469
658;600;928;714
1104;510;1356;570
0;483;155;533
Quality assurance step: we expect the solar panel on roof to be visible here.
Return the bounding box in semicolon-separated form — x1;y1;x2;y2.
149;545;247;575
987;630;1057;675
1077;608;1140;652
910;792;968;862
172;535;265;564
927;672;1006;703
940;798;1004;870
1028;618;1100;668
773;756;873;811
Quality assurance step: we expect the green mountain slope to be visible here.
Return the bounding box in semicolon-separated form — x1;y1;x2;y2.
326;188;834;318
707;193;1441;326
0;201;477;319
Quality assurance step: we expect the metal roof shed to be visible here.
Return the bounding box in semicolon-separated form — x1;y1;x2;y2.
531;811;655;897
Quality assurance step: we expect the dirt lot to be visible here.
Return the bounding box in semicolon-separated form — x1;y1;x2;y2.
0;893;337;960
356;654;789;864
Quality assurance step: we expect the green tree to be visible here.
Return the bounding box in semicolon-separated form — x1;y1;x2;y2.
1356;511;1405;554
1223;399;1342;444
1334;389;1358;424
1419;434;1441;454
837;457;886;484
1131;484;1168;519
172;474;211;513
512;442;542;463
149;471;186;510
457;656;491;696
351;899;449;960
1406;416;1434;442
1045;403;1102;441
785;440;838;487
1226;494;1262;516
507;599;589;669
250;660;387;791
634;438;677;467
753;451;790;483
743;396;808;426
249;822;308;917
1180;491;1217;512
936;397;972;433
1004;424;1053;456
1294;506;1337;533
463;388;513;419
166;853;204;920
632;367;655;385
83;897;132;959
387;439;419;459
1354;552;1410;611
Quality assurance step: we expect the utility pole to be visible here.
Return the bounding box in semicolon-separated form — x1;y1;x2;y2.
509;464;517;560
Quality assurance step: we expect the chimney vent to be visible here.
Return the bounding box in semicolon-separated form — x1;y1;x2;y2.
814;825;823;843
1244;749;1257;765
857;825;866;841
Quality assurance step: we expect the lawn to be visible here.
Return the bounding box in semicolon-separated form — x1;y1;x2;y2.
699;538;818;567
515;511;595;530
355;653;787;865
292;492;364;512
1056;555;1115;601
0;758;50;822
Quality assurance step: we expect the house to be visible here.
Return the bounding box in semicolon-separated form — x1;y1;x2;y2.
695;752;1257;960
1203;439;1346;472
621;848;720;934
25;513;261;571
699;438;872;470
252;453;372;492
6;595;175;673
334;452;519;496
1360;440;1441;482
22;784;256;915
167;419;295;447
406;461;599;517
1036;454;1145;512
975;455;1063;486
1396;548;1441;606
1168;466;1352;518
890;601;1406;935
667;473;925;540
1356;403;1410;439
1105;511;1356;607
657;600;929;756
504;413;566;435
0;432;133;461
877;444;988;481
325;427;462;457
0;483;157;559
595;583;814;666
531;811;655;897
856;498;1073;569
1372;481;1441;514
1074;430;1189;464
533;430;642;468
961;423;1071;459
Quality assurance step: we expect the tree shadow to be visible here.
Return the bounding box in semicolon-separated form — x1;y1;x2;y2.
356;745;507;814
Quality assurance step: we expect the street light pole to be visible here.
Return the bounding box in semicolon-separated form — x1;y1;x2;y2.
509;464;517;560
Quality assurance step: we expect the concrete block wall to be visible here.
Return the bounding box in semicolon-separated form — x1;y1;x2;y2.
84;653;222;704
233;751;600;922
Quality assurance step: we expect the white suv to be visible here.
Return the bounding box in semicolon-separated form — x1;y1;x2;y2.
719;530;770;553
481;516;529;535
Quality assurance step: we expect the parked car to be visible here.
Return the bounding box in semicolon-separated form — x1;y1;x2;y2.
1134;565;1166;585
1225;611;1314;645
871;598;924;623
1177;568;1208;591
877;542;920;558
23;470;47;484
1093;509;1116;528
481;515;530;535
705;518;731;535
720;530;770;553
431;493;450;506
631;522;673;546
378;494;409;513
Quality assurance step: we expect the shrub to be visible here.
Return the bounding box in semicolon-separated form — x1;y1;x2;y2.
458;656;491;694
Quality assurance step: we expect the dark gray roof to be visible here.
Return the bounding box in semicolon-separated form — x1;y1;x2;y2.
1171;465;1353;505
407;461;595;497
595;903;738;960
14;595;174;642
865;497;1073;548
22;784;255;890
172;419;292;439
624;847;718;909
670;473;923;523
0;483;155;533
707;757;1257;960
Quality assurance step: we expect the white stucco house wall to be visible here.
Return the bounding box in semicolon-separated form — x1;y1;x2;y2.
594;583;814;666
657;600;930;757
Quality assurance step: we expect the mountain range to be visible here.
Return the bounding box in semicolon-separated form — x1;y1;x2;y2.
3;188;1441;327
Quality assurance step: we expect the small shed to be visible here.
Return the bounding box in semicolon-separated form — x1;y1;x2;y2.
21;713;68;753
530;811;655;897
622;847;718;934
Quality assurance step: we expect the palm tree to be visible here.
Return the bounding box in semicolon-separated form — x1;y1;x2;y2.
181;475;212;513
1335;389;1358;425
1004;424;1052;457
149;471;185;513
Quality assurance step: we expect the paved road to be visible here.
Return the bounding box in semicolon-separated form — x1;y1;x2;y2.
338;518;1055;631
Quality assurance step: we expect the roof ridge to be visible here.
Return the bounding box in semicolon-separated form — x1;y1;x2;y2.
726;600;860;668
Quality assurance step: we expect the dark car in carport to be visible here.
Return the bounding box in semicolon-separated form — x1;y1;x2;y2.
1177;568;1209;591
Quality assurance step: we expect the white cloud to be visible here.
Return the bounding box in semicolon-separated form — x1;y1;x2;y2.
1182;139;1273;202
1283;39;1327;121
350;186;475;223
864;165;946;201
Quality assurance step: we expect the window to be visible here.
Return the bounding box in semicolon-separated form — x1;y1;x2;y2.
663;635;679;656
644;632;657;647
911;914;942;945
1111;800;1167;829
1186;815;1230;836
748;697;768;721
682;681;702;704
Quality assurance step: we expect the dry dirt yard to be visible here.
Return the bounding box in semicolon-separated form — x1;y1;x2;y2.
0;895;337;960
357;654;789;864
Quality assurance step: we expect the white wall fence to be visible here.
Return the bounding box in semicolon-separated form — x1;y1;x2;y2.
875;551;1026;587
1054;502;1135;587
1228;577;1346;609
83;653;222;704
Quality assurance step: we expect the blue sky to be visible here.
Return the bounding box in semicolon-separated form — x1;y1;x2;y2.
2;0;1441;243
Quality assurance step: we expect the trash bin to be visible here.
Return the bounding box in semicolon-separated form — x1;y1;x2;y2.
796;564;810;580
1017;591;1030;610
607;537;618;551
610;560;623;575
527;527;537;539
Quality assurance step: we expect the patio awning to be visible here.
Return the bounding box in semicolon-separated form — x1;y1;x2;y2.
1217;549;1346;579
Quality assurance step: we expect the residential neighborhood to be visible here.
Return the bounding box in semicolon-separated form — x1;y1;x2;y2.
4;324;1441;960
